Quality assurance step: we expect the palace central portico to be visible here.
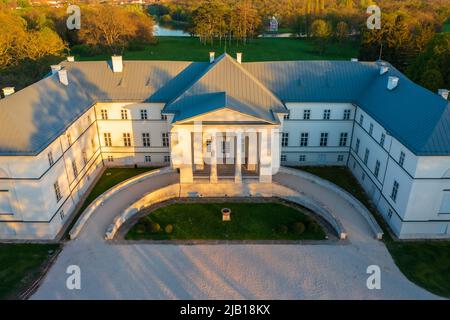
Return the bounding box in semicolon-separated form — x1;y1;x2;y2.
170;122;282;184
163;53;288;184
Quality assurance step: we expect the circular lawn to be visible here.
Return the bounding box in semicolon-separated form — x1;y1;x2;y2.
125;202;327;241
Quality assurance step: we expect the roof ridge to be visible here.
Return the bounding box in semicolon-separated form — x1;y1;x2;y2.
221;54;285;107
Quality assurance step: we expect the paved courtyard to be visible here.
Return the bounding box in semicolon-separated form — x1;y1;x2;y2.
32;171;438;299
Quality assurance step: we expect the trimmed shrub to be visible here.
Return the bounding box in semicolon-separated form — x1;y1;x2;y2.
292;222;306;234
145;220;161;233
307;222;321;233
165;224;174;234
276;225;288;234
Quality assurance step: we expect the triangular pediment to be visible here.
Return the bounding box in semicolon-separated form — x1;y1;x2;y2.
176;107;273;124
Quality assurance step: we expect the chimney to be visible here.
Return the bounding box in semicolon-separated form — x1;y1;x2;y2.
2;87;15;97
111;55;123;73
438;89;449;100
351;58;359;62
209;52;215;63
58;69;69;86
67;56;75;62
236;52;242;64
380;66;389;75
51;65;62;75
387;76;399;91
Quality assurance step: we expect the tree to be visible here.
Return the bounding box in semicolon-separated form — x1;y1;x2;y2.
229;1;260;44
0;10;64;67
335;21;349;40
311;19;332;54
78;5;154;54
419;69;444;93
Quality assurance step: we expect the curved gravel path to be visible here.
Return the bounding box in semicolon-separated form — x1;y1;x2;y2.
32;171;439;299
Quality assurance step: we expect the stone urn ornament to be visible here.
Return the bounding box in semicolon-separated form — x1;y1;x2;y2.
221;208;231;221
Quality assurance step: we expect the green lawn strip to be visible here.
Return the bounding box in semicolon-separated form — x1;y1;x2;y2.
74;36;359;62
126;202;326;240
296;166;450;298
64;167;159;237
0;243;60;300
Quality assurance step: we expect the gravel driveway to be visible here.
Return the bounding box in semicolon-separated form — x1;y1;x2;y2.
32;171;439;299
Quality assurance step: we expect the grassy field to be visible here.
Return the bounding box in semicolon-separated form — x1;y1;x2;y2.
0;243;60;300
74;36;359;62
126;202;326;240
297;166;450;298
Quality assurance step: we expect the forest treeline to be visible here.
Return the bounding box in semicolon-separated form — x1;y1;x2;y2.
0;0;449;94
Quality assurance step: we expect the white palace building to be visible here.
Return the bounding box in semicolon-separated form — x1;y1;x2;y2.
0;53;449;240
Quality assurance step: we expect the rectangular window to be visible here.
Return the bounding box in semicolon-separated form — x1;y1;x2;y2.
145;155;151;163
339;132;348;147
300;132;309;147
380;133;386;147
162;133;170;147
67;133;72;145
283;114;290;120
72;160;78;178
374;160;381;178
140;109;148;120
104;133;112;147
107;155;114;162
337;155;344;162
54;181;62;202
121;109;128;120
399;152;405;167
299;155;306;162
206;139;212;152
282;132;289;147
303;109;311;120
359;114;364;125
87;115;91;124
142;133;151;147
101;109;108;120
59;210;65;221
364;148;370;165
91;138;96;149
82;151;88;165
281;154;287;162
161;114;168;121
343;109;351;120
123;133;131;147
355;138;360;154
320;132;328;147
323;109;331;120
369;123;374;135
391;181;399;202
164;155;171;162
48;151;54;167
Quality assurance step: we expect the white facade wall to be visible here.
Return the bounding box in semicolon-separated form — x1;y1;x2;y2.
281;103;354;166
0;99;449;240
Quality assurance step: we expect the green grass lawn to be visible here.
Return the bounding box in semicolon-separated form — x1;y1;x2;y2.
65;167;159;237
297;166;450;298
126;202;326;240
0;243;60;300
74;36;359;62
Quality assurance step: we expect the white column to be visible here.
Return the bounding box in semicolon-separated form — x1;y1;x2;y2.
246;131;258;171
193;131;204;171
259;129;272;183
179;130;193;184
210;132;218;183
235;132;242;183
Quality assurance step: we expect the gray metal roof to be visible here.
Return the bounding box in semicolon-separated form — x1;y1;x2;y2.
165;54;286;123
0;54;449;156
